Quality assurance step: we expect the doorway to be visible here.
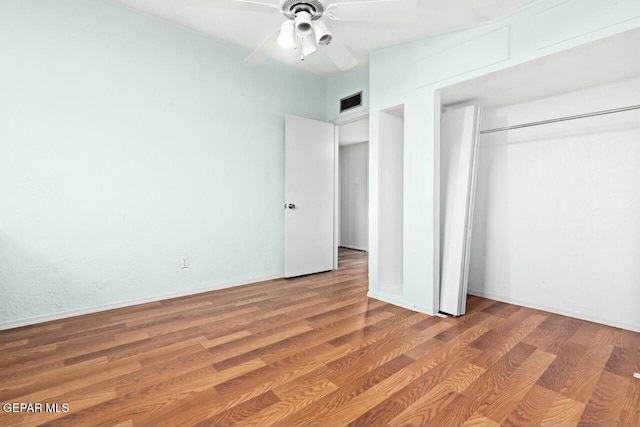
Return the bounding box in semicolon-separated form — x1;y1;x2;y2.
336;115;369;268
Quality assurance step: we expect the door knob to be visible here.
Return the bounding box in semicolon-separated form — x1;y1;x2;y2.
288;203;296;209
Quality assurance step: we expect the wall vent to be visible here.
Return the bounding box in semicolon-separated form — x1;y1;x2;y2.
340;91;362;113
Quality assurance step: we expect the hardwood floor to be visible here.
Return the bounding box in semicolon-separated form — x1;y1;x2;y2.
1;248;638;426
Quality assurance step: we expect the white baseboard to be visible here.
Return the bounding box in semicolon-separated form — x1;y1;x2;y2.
367;290;413;312
467;288;640;333
367;291;436;316
0;275;282;331
414;304;437;316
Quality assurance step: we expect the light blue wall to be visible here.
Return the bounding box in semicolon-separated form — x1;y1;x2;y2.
326;69;369;122
0;0;327;326
368;0;640;314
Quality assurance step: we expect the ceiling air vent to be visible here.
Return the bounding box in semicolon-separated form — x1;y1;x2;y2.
340;91;362;113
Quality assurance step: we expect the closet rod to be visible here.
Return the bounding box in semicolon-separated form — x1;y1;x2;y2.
480;104;640;135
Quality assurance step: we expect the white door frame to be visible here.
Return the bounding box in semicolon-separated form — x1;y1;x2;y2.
332;110;370;269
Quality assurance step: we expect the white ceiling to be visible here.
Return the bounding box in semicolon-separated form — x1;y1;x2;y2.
114;0;535;76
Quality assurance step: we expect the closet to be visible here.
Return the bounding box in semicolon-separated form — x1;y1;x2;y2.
437;28;640;331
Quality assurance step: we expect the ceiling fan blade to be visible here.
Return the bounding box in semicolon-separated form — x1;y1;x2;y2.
244;27;281;65
324;40;358;71
326;0;417;22
186;0;279;14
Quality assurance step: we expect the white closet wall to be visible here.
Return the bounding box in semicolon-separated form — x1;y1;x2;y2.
378;108;404;294
469;76;640;331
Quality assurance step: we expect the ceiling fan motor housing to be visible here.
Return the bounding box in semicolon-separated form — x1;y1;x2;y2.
282;0;325;20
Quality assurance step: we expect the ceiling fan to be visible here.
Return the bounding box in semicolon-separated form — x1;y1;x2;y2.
188;0;417;71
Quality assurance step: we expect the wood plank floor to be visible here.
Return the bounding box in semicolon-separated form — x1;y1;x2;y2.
1;248;639;426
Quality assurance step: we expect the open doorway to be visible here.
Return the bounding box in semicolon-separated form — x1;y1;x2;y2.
336;115;369;268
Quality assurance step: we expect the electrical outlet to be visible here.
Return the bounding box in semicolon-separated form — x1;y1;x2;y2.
180;256;189;269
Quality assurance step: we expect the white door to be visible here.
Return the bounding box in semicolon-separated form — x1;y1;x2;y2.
285;114;336;278
440;106;481;316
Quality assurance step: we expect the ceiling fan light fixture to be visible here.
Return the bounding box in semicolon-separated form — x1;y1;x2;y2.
313;21;332;46
300;34;318;58
294;10;313;36
277;20;296;49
